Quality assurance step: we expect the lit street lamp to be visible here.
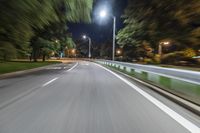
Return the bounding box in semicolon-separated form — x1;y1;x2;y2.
55;39;59;43
83;35;92;58
71;49;76;55
116;49;122;55
99;10;116;61
158;41;170;57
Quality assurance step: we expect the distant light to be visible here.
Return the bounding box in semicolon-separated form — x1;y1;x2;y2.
164;42;170;45
100;10;107;18
55;39;59;43
83;35;87;39
116;49;122;55
160;41;170;45
71;49;76;54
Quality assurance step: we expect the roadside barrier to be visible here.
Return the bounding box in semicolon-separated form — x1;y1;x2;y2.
97;60;200;105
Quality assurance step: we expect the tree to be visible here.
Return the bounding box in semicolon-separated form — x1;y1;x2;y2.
117;0;200;61
0;0;59;60
0;0;93;61
0;42;17;61
34;38;56;62
100;41;113;59
183;48;197;58
30;0;93;61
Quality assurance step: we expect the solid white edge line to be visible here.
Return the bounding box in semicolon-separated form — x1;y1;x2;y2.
42;77;58;87
95;63;200;133
66;62;78;72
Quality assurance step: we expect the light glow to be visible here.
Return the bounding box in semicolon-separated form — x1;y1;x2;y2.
100;10;107;18
116;50;122;55
83;35;87;39
164;42;170;45
71;49;76;54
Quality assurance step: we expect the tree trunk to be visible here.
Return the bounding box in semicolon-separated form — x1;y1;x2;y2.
42;54;46;62
32;49;38;62
3;54;6;61
29;53;32;62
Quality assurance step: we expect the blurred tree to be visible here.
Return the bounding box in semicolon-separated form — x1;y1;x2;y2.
183;48;197;58
0;42;17;61
0;0;93;61
100;41;113;59
117;0;200;61
75;39;90;58
36;38;54;62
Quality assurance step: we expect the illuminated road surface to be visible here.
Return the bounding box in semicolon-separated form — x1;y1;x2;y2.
0;61;199;133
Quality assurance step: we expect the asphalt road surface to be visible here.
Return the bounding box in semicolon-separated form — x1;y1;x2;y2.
0;61;199;133
105;60;200;85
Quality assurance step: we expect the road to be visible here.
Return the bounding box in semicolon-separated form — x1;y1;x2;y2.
105;60;200;85
0;61;199;133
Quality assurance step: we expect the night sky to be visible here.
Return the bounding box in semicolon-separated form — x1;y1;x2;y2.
68;0;128;43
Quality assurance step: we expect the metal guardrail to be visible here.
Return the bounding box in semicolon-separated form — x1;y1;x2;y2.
97;60;200;105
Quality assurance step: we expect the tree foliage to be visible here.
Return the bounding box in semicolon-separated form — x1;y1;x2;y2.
117;0;200;59
0;0;93;60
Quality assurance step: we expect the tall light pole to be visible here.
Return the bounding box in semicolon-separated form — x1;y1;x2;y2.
100;10;116;61
83;35;92;58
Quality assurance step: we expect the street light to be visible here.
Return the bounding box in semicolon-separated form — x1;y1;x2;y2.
158;41;170;57
71;49;76;54
116;49;122;55
82;35;92;58
55;39;59;43
100;10;107;17
99;10;116;61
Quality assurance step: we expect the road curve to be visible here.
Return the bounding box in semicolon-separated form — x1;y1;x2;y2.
0;61;199;133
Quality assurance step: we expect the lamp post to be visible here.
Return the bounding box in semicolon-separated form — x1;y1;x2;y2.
83;35;92;58
100;10;116;61
55;39;63;58
158;41;170;57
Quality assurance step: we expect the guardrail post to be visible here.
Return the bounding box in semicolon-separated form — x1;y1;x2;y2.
126;67;131;72
120;65;124;70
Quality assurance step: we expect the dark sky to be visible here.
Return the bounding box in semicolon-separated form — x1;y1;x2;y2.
68;0;128;43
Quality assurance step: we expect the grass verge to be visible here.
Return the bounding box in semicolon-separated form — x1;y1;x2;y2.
0;61;61;74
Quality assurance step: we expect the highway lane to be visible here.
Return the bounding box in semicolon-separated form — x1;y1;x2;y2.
0;62;76;108
0;61;199;133
104;60;200;85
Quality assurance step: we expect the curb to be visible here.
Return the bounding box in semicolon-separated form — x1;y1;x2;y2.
0;63;61;80
105;65;200;116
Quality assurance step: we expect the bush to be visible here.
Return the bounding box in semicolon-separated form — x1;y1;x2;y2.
183;48;197;58
161;51;198;65
144;58;153;64
153;54;161;64
161;52;183;64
